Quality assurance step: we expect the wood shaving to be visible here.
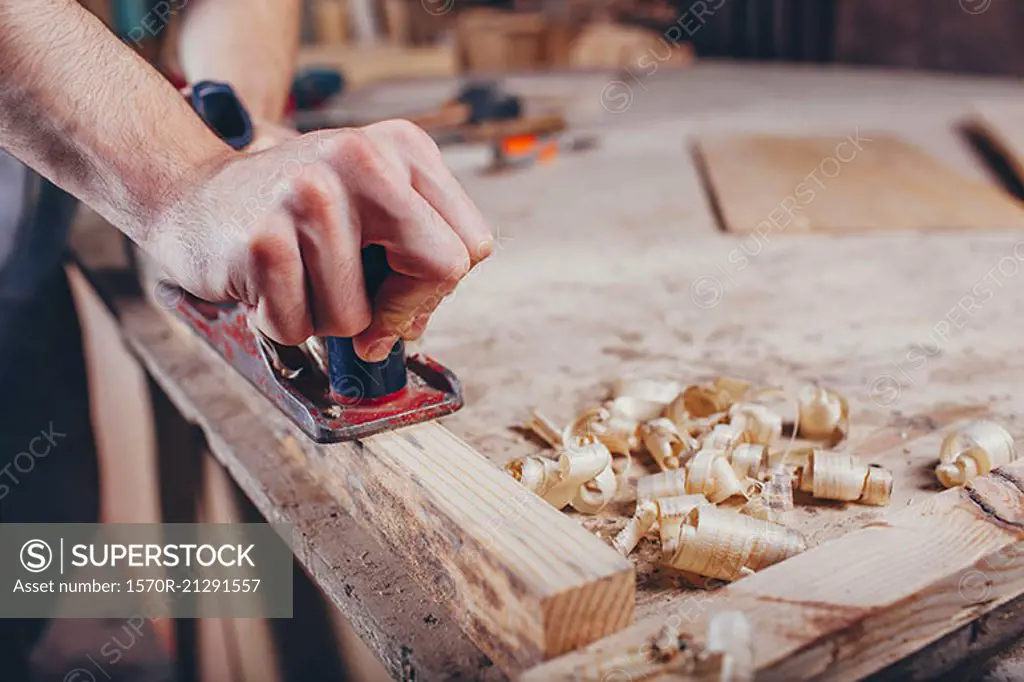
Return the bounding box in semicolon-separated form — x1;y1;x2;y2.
678;377;751;419
936;420;1017;488
740;470;794;521
612;500;658;555
504;455;560;497
728;403;783;445
656;494;710;557
686;449;746;503
613;378;681;416
524;409;562;448
796;385;848;445
564;406;637;456
729;443;767;481
572;463;618;514
666;506;806;581
701;423;751;453
701;611;754;682
508;375;891;586
796;450;891;505
505;441;619;513
637;469;689;502
639;418;697;471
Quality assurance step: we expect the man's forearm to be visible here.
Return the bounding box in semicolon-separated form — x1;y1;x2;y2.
177;0;301;122
0;0;233;245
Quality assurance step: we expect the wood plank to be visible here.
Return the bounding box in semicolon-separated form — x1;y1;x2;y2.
106;293;634;675
695;132;1024;233
297;44;457;89
522;460;1024;681
69;262;501;681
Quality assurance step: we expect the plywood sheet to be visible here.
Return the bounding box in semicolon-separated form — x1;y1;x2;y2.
696;133;1024;233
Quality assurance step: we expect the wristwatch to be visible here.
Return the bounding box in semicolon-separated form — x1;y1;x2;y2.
188;80;254;151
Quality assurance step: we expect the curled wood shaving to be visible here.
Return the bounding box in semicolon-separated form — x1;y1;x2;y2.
764;470;796;512
738;495;771;521
936;420;1017;488
730;444;767;481
687;449;746;503
505;442;619;512
558;442;618;513
524;409;563;448
739;470;794;521
640;418;698;471
860;466;894;506
678;377;751;419
728;403;783;445
606;395;662;424
796;450;891;505
637;469;689;503
614;378;681;415
504;455;560;497
564;406;637;456
656;494;710;557
612;500;658;555
614;377;682;401
701;423;751;452
572;463;618;514
796;385;849;445
701;611;755;682
667;506;806;581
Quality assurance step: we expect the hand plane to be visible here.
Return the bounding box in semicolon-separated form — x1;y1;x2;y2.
174;81;462;443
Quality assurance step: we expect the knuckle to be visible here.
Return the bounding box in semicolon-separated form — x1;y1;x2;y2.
333;130;381;174
378;118;440;155
291;163;340;217
247;231;290;273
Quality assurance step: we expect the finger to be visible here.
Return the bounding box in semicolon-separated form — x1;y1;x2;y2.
411;163;493;264
245;213;314;346
352;273;454;361
363;120;494;265
284;165;371;337
319;129;471;282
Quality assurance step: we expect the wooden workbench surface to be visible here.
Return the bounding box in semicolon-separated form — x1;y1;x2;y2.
74;62;1024;680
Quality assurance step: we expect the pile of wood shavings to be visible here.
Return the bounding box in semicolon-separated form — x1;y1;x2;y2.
505;377;894;583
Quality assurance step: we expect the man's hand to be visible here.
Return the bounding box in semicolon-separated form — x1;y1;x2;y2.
148;119;493;361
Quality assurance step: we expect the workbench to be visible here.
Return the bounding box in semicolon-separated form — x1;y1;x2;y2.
71;63;1024;681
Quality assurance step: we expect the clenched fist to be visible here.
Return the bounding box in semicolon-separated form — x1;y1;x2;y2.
146;119;493;362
